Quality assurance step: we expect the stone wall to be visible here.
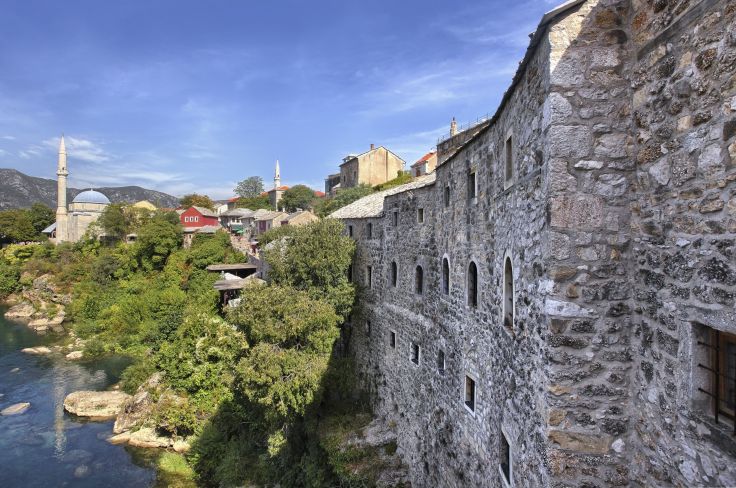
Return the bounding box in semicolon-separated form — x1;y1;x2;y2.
628;0;736;486
337;0;736;486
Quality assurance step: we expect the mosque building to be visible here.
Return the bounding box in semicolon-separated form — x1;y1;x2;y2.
43;135;110;243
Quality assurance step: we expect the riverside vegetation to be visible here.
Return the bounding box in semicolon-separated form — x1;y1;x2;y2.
0;208;392;486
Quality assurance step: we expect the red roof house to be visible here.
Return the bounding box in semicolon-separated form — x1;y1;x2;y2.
179;206;220;228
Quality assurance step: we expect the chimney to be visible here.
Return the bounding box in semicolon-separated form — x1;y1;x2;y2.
370;143;375;151
450;117;458;136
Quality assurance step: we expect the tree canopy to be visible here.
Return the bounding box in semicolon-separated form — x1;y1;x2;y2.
279;185;315;212
98;203;130;240
0;209;42;244
313;184;374;217
234;176;264;198
180;193;215;210
28;203;55;234
236;194;272;211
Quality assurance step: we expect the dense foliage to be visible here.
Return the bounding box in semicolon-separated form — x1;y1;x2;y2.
313;184;373;217
8;216;359;486
235;194;272;210
0;203;54;244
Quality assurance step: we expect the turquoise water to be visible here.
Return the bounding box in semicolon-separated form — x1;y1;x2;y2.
0;306;156;487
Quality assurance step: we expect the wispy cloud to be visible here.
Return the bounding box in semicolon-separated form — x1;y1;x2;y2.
1;135;15;141
42;136;111;163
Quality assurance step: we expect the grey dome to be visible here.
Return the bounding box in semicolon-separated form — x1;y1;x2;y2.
72;190;110;204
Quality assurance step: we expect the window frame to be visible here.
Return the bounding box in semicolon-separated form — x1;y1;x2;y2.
417;207;424;223
366;222;373;239
464;373;477;415
504;133;514;188
410;342;420;366
467;261;478;308
390;261;398;287
415;265;424;295
392;210;398;226
441;255;450;295
389;330;396;349
468;167;477;202
437;349;446;374
499;426;513;488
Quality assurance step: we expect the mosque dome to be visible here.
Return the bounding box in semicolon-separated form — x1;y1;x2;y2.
72;189;110;205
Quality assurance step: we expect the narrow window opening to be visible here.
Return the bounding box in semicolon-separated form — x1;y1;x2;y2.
347;264;353;282
468;170;477;200
500;430;512;487
505;135;513;183
696;324;736;432
367;265;373;289
366;222;373;239
444;185;450;207
437;350;445;373
464;375;476;412
393;211;398;226
415;266;424;295
441;257;450;295
503;257;514;329
348;225;353;238
468;261;478;307
389;330;396;348
410;343;420;365
366;320;371;336
390;261;398;287
417;208;424;223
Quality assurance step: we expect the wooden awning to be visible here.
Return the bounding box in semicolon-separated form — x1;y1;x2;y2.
206;263;258;272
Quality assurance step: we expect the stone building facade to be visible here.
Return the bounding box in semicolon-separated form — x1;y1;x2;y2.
331;0;736;486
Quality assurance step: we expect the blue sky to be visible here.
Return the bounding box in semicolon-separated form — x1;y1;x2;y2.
0;0;557;199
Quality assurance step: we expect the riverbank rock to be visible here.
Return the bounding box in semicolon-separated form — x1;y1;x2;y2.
127;427;173;449
173;439;191;453
21;346;52;355
63;391;131;419
113;373;163;434
5;303;35;319
66;351;83;360
1;402;31;415
108;432;131;445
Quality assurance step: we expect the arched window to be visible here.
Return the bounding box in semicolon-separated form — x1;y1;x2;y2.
441;257;450;295
503;257;514;329
415;266;424;295
467;261;478;307
390;261;398;287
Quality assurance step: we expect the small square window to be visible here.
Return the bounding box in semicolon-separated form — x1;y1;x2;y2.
417;208;424;223
464;375;476;413
410;342;420;365
393;211;398;226
389;330;396;348
437;350;445;374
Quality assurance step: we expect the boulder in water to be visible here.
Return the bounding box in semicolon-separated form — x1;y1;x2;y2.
21;346;52;355
1;402;30;415
127;427;172;449
63;391;131;419
65;351;83;360
5;303;34;319
113;373;163;434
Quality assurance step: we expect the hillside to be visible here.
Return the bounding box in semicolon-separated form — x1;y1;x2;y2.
0;168;180;209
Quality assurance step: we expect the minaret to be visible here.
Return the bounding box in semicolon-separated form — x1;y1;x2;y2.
274;159;281;189
55;135;69;242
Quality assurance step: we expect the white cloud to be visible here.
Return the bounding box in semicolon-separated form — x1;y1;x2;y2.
42;136;111;163
1;135;15;140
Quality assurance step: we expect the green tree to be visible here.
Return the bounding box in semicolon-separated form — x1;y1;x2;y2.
180;194;215;210
28;203;55;233
99;203;130;240
135;214;183;270
279;185;315;212
0;261;20;298
236;195;272;211
234;176;264;198
0;210;39;244
372;170;412;191
263;219;355;317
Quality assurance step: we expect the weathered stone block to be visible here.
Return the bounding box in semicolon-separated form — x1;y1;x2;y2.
548;126;592;158
550;194;605;230
548;430;612;455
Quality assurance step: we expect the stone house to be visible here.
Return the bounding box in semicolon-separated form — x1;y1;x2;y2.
253;211;288;236
338;144;405;190
331;0;736;486
280;210;319;227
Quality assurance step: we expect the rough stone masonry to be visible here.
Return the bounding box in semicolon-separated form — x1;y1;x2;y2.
331;0;736;486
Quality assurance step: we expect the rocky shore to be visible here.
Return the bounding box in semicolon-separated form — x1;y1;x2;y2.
63;373;191;453
4;273;70;333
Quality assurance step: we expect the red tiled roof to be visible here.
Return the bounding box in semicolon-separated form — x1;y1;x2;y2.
227;197;239;202
411;152;436;167
314;191;325;197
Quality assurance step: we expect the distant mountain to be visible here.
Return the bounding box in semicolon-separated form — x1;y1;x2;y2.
0;168;180;210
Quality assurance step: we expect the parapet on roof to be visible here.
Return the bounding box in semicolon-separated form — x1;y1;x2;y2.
328;173;436;220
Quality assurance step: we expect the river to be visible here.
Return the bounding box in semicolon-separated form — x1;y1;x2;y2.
0;305;158;487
